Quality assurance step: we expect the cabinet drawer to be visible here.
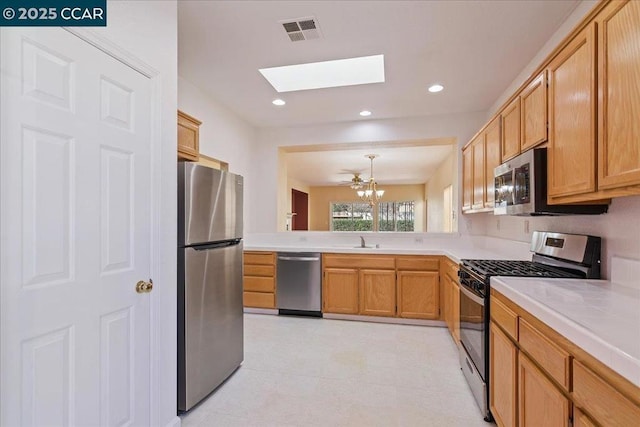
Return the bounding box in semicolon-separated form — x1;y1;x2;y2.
396;256;439;271
244;252;275;265
491;297;518;340
573;360;640;427
323;254;395;270
244;264;274;277
243;291;275;308
519;318;570;390
243;276;275;292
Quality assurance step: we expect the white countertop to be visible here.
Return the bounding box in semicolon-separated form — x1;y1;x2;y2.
244;235;532;263
491;277;640;388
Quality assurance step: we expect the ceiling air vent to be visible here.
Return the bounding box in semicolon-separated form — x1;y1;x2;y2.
280;16;322;42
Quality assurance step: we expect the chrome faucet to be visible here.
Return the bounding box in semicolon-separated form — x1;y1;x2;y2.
360;236;366;248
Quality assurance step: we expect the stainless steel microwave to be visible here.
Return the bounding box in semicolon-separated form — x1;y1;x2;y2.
493;148;608;216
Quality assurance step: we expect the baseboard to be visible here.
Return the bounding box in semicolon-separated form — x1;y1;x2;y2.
322;313;446;327
243;307;278;315
164;416;181;427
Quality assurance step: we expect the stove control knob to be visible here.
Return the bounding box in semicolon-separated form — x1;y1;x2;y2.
458;271;469;280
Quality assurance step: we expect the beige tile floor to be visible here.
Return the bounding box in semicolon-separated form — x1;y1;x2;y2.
180;314;492;427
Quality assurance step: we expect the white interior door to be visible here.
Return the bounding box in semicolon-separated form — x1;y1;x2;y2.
1;27;154;426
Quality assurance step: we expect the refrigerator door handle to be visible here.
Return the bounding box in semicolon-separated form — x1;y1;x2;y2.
190;239;242;251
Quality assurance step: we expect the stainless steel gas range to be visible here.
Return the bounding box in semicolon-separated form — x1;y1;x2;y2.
457;231;601;422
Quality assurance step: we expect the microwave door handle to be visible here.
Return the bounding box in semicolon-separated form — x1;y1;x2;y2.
459;284;485;306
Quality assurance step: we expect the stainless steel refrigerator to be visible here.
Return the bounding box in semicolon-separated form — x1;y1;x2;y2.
177;163;244;412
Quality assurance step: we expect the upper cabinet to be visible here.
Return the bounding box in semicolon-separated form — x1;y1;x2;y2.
462;116;502;213
484;116;502;208
177;110;201;161
521;72;548;152
548;0;640;204
462;145;473;211
472;134;486;210
596;0;640;191
501;97;521;162
464;0;640;209
547;25;597;200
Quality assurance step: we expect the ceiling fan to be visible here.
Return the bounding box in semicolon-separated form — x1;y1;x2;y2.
338;172;365;189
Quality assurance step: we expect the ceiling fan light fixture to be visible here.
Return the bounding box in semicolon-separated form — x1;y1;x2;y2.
357;154;384;206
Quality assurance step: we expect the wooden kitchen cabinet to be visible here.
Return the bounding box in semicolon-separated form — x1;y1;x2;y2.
490;322;518;427
596;0;640;191
462;145;473;211
359;269;396;317
547;24;597;200
463;118;502;213
573;408;597;427
573;359;640;427
323;254;441;320
472;134;486;210
464;0;640;206
484;116;501;209
491;288;640;427
520;72;548;152
397;256;440;320
440;256;460;341
501;97;521;163
177;110;201;161
396;270;439;319
243;251;276;308
323;268;359;314
518;353;570;427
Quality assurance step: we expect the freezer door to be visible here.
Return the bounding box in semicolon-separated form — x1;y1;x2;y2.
178;241;244;411
178;162;243;246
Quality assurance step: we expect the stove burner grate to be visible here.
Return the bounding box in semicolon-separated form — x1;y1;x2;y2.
462;260;581;279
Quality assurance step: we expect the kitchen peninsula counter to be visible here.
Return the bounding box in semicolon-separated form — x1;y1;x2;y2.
491;276;640;388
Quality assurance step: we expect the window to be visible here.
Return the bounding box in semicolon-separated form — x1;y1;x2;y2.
330;201;414;232
378;201;415;232
331;202;373;231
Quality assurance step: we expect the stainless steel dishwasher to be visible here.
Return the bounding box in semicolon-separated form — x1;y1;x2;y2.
276;252;322;317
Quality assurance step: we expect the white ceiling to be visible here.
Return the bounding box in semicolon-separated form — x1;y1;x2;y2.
286;144;453;186
178;0;579;128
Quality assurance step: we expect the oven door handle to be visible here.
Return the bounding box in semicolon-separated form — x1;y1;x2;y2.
459;284;485;306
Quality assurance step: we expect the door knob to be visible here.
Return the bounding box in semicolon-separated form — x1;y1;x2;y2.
136;279;153;293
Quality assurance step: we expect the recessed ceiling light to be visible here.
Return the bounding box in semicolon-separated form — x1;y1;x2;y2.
259;54;385;93
428;84;444;93
359;110;372;117
272;99;286;106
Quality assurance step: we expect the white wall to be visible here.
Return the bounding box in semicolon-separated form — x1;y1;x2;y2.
251;111;486;234
473;0;640;279
426;149;457;233
178;76;257;232
95;2;178;426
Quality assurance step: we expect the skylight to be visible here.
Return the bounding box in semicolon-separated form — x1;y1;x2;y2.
259;54;385;93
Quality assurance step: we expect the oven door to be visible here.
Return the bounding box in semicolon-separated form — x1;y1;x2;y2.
459;282;486;380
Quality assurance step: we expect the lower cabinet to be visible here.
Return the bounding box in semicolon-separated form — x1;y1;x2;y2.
322;254;441;320
518;353;570;427
323;268;359;314
360;269;396;317
441;257;460;342
490;322;518;427
491;288;640;427
243;251;276;308
397;270;439;319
